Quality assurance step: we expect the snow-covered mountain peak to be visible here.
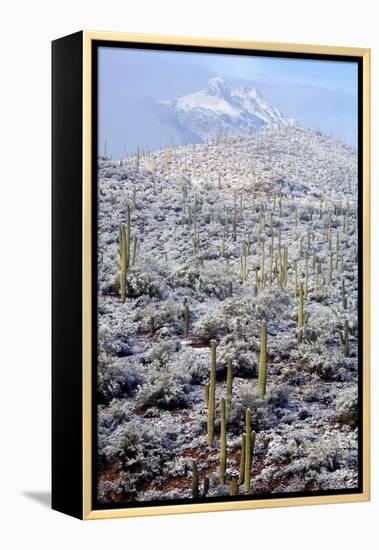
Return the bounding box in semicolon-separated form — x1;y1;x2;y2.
206;77;231;99
155;78;294;143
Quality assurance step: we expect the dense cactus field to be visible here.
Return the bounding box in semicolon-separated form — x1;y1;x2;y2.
96;126;359;505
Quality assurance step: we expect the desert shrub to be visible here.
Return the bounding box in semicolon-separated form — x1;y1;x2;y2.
269;430;358;480
135;361;191;410
253;288;291;322
97;418;174;502
97;360;144;405
125;269;164;298
218;340;258;378
98;323;118;357
193;309;231;342
336;387;358;426
169;261;200;290
227;384;290;433
301;437;346;472
196;260;230;298
101;268;164;299
291;342;356;381
143;340;180;367
140;299;184;334
174;347;209;385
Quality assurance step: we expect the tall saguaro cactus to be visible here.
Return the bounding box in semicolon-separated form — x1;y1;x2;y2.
298;282;304;342
238;433;246;485
220;398;227;484
244;409;252;493
258;320;267;396
226;357;233;414
118;223;127;303
207;340;217;445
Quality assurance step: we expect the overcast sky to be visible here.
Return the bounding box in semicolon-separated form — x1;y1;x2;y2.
98;46;358;158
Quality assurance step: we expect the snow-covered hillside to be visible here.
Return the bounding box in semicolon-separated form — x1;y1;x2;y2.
97;126;358;505
155;77;293;143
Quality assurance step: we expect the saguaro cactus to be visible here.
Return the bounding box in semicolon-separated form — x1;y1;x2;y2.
342;279;347;309
244;409;252;493
220;398;227;484
192;460;198;498
341;319;349;357
204;383;209;407
126;204;131;269
258;320;267;396
261;243;266;288
226;357;233;414
221;228;225;258
118;223;127;303
329;253;333;284
298;282;304;342
183;299;190;337
229;476;239;496
294;260;298;299
131;235;137;267
238;433;246;485
207;340;217;445
227;280;233;298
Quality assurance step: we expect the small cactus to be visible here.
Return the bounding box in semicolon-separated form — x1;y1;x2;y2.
229;476;239;496
149;315;155;336
227;280;233;298
341;319;349;357
203;477;209;497
183;299;190;337
260;243;265;288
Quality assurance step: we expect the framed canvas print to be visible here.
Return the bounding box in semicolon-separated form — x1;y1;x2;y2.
52;31;370;520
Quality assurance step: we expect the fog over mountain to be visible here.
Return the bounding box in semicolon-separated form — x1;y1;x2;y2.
98;48;358;157
149;78;294;144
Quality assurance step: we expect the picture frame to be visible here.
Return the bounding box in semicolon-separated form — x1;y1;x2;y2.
52;31;370;520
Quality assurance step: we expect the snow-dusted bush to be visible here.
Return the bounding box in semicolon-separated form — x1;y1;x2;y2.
196;260;230;298
143;339;180;367
291;342;356;381
218;339;258;378
135;361;191;410
98;418;173;502
228;384;290;433
98;323;118;357
193;308;231;342
97;360;144;404
139;299;184;334
174;347;209;385
336;387;358;426
125;269;164;299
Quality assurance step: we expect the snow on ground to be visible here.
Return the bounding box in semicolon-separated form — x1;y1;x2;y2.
96;126;359;505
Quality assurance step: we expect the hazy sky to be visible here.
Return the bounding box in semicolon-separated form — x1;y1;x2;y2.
98;46;358;158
